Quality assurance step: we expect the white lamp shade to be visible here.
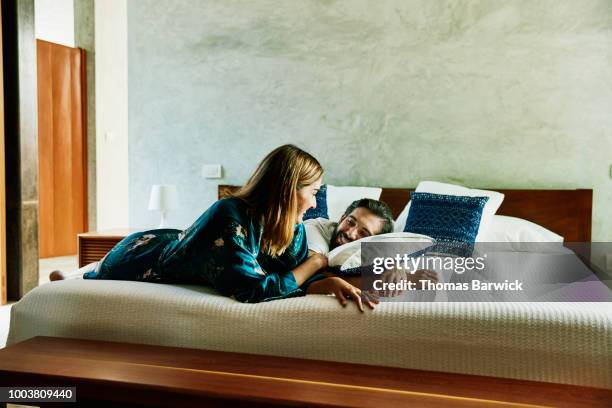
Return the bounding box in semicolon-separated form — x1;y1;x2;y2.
148;184;178;211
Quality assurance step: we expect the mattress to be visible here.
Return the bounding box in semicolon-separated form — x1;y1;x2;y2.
8;278;612;389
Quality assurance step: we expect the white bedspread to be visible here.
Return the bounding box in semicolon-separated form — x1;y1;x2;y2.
8;279;612;389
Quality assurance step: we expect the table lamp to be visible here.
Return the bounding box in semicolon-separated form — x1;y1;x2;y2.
148;184;178;228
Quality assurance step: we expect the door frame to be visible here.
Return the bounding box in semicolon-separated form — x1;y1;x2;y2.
0;0;7;305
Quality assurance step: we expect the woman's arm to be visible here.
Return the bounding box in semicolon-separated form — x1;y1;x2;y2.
292;252;327;286
319;268;438;297
212;219;329;303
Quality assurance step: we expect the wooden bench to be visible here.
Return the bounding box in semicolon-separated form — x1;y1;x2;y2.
0;337;611;407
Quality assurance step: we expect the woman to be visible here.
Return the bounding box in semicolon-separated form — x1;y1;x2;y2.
53;145;375;310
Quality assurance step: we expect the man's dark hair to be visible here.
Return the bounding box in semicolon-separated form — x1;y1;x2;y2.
341;198;394;234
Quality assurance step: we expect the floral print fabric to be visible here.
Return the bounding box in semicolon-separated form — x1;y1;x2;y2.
84;198;309;302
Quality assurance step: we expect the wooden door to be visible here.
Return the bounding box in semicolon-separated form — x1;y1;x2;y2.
0;1;6;305
37;40;87;258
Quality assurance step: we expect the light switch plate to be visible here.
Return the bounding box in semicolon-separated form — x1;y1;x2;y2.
202;164;222;179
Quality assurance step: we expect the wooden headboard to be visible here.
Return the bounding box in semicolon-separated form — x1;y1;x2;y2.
219;186;592;242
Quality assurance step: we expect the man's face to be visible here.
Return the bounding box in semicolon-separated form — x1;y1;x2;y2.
330;207;386;250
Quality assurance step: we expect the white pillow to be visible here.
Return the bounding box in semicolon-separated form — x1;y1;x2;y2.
393;181;504;240
304;218;334;255
327;232;435;271
326;185;382;222
476;215;563;244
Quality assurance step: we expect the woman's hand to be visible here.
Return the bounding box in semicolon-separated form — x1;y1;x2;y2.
307;251;328;271
307;277;378;312
306;251;328;270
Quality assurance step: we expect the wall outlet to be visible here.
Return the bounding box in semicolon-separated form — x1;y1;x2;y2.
202;164;222;179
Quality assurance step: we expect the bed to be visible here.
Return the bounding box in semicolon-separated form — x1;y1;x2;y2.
8;186;612;389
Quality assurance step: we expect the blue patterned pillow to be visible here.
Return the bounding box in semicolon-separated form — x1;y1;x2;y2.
303;184;328;220
404;192;488;256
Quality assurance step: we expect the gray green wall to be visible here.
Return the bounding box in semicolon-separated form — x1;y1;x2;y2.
128;0;612;241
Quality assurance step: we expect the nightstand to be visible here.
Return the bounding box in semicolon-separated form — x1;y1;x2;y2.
77;229;135;268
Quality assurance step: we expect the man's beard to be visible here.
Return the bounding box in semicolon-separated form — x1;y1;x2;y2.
330;223;348;250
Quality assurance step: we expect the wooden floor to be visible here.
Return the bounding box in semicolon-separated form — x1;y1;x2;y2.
0;337;610;407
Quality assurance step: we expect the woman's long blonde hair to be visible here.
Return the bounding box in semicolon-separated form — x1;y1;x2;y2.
233;144;323;257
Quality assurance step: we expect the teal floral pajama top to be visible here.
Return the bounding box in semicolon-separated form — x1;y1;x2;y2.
84;197;317;303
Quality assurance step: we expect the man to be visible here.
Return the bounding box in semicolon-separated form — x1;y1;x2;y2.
304;199;437;298
305;198;394;256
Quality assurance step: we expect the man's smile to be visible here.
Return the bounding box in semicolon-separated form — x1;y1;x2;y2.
337;233;350;245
